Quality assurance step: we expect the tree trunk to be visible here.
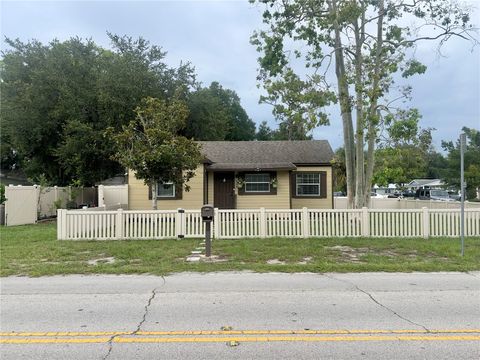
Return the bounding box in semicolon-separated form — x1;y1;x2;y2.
331;0;355;209
151;182;157;210
364;121;376;207
354;16;365;209
364;0;385;208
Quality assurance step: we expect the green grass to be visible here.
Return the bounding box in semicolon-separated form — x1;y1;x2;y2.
1;222;479;276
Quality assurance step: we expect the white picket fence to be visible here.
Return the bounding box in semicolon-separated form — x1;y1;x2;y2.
56;207;480;240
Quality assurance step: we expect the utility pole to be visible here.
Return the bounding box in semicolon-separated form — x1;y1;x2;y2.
460;133;466;257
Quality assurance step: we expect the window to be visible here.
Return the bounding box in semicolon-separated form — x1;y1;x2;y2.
157;182;175;198
244;173;270;193
296;173;320;196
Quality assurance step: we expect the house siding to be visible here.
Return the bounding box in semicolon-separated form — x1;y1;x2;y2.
128;166;204;210
291;166;332;209
235;171;290;209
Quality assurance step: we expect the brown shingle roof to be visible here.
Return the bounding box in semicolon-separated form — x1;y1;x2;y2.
198;141;334;170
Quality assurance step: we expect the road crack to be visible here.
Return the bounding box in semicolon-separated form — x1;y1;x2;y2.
323;274;430;332
101;276;166;360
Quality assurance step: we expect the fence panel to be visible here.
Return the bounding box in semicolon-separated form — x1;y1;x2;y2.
98;185;128;208
184;210;205;238
369;209;423;238
217;209;260;239
429;209;480;237
265;209;303;238
123;210;177;239
64;210;117;240
309;209;363;237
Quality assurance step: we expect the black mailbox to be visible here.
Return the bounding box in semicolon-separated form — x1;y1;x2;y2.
201;204;214;222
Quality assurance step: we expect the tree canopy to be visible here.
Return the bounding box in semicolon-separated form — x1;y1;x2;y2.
185;82;256;141
442;127;480;199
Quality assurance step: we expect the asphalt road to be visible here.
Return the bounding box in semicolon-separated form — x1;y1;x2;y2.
1;272;479;359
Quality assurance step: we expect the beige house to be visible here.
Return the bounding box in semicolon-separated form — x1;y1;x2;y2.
128;140;334;210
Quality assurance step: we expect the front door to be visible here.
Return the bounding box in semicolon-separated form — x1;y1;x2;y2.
214;172;235;209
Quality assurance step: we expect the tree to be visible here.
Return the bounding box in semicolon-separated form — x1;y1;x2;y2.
185;86;231;140
255;120;313;140
256;121;276;140
1;34;197;185
252;0;477;208
259;68;334;140
208;82;256;141
442;127;480;200
373;111;435;186
185;82;256;141
108;97;202;210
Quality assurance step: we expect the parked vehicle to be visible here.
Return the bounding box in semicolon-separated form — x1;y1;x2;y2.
447;190;461;201
333;191;345;197
415;189;454;201
370;192;388;199
401;190;416;198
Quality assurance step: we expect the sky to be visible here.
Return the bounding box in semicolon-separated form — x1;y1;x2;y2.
1;0;479;151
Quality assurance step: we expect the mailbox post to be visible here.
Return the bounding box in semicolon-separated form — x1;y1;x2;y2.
201;205;214;257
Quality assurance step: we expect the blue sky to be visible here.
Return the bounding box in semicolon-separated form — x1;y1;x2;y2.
1;0;479;151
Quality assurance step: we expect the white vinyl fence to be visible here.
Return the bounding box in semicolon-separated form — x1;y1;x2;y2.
57;207;480;240
98;185;128;209
334;197;480;210
5;185;97;226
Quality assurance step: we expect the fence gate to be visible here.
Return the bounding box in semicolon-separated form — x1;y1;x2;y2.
5;186;38;226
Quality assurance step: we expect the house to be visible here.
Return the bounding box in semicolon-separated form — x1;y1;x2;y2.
128;140;334;210
407;179;445;190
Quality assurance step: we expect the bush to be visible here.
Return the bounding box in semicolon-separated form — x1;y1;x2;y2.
0;184;5;204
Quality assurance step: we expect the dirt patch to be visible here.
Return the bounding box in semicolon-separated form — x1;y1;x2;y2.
266;259;286;265
297;256;313;265
87;257;116;266
326;246;368;263
325;246;422;263
186;255;229;263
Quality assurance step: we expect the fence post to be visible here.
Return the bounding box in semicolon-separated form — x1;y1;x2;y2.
57;209;62;240
422;207;430;239
98;185;105;208
302;207;309;238
176;208;185;239
362;207;369;237
214;208;219;239
34;185;40;222
260;207;266;238
116;208;124;239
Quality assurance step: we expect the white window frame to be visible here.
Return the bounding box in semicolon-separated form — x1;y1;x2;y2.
244;173;271;193
296;173;321;197
157;182;175;198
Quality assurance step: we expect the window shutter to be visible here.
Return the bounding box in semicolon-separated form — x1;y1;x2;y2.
175;184;183;200
148;184;152;200
320;172;327;198
291;172;297;198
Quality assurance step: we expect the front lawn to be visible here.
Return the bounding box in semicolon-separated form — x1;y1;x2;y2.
1;223;479;276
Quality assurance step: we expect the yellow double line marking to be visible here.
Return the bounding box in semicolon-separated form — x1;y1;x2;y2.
1;329;480;337
1;329;479;344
